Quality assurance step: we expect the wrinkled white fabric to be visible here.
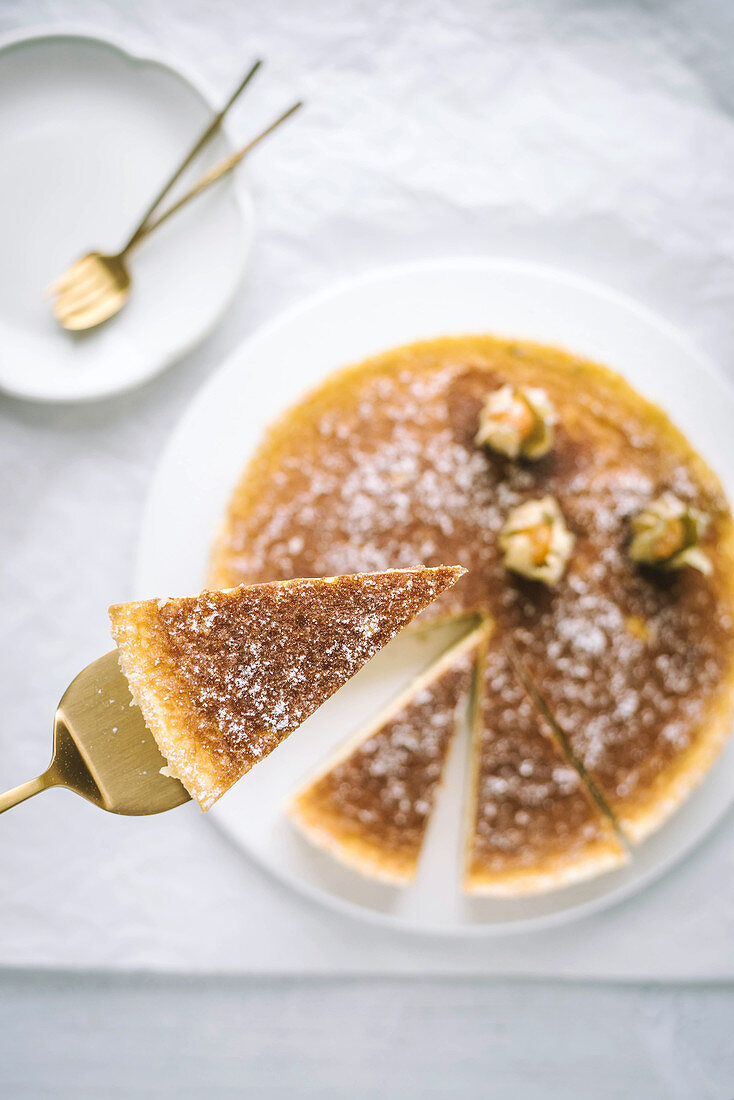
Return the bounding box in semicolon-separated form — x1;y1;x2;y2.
2;0;734;977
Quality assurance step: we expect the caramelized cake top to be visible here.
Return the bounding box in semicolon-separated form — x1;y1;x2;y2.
291;628;481;881
466;639;624;894
110;566;464;809
211;336;734;837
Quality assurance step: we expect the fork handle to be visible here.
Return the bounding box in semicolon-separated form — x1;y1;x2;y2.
125;101;303;252
0;771;55;815
122;58;263;254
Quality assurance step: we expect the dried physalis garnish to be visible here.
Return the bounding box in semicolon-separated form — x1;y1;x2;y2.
475;384;557;459
629;492;711;574
500;496;575;585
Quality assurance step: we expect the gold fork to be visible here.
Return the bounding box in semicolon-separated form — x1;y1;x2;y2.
50;64;302;331
0;651;190;816
48;58;262;332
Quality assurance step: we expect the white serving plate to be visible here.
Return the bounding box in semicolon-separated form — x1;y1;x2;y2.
0;27;252;402
137;258;734;935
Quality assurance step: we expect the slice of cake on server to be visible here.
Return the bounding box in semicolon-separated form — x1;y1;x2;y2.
289;625;485;884
109;566;464;811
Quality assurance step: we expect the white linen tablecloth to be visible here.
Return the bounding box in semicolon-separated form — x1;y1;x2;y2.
2;0;734;978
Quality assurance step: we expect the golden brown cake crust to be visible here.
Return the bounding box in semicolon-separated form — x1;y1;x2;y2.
290;626;483;883
109;567;465;810
210;335;734;842
465;634;626;896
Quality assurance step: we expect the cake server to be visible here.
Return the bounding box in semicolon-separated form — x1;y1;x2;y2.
0;651;190;816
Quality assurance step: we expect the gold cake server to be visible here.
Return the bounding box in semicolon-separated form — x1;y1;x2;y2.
0;651;190;816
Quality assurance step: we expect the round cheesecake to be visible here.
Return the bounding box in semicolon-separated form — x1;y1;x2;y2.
210;335;734;887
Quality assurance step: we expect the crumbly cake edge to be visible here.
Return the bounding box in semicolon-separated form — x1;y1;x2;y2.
109;567;465;813
464;837;628;897
287;621;487;884
287;810;419;885
110;614;231;811
620;683;734;844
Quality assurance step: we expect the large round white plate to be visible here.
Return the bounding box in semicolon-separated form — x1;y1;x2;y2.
137;258;734;935
0;27;252;402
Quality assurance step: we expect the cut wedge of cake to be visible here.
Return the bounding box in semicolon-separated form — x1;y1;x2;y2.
109;566;464;810
289;624;485;883
465;635;627;896
211;334;734;853
209;333;734;894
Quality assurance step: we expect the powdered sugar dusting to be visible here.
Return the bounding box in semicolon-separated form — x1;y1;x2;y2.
298;644;475;862
213;337;734;824
110;566;462;806
469;643;612;875
213;360;507;610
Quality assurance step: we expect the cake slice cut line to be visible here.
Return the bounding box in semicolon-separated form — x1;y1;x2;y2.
110;566;466;810
502;635;632;854
288;622;487;884
464;626;627;896
209;333;734;856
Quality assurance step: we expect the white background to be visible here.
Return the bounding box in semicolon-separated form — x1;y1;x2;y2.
2;0;734;1094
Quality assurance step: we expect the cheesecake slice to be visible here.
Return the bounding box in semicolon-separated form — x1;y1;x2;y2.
289;624;484;883
109;566;464;810
465;635;627;896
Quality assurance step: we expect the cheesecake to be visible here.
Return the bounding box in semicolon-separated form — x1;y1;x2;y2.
110;566;464;810
208;334;734;885
290;625;484;883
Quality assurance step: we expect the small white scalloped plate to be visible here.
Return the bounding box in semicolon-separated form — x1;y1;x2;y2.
0;27;252;402
136;258;734;936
